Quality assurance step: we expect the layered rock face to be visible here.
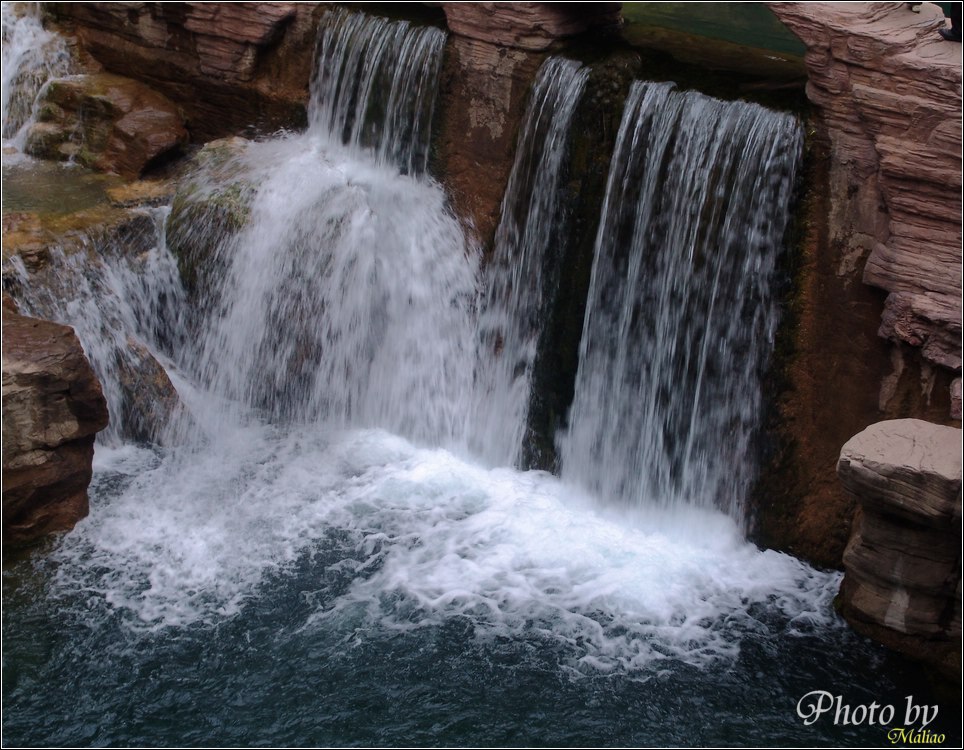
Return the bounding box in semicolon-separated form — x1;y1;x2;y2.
48;2;327;141
2;305;109;547
770;2;962;407
24;73;187;178
837;419;961;677
756;2;962;567
441;2;621;51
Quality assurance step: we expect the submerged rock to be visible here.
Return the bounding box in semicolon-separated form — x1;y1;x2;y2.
837;419;962;677
24;72;188;177
115;336;183;445
1;306;109;548
105;179;176;208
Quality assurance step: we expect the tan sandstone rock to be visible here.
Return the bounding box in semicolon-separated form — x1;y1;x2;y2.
837;418;961;676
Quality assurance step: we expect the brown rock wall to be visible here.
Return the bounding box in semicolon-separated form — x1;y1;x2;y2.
441;2;620;51
48;2;328;141
434;36;544;251
2;308;110;547
769;2;962;408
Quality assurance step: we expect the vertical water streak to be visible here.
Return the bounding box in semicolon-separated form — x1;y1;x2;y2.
308;8;446;175
1;1;70;145
560;82;802;523
471;57;588;466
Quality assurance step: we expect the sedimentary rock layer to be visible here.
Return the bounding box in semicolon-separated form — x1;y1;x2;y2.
837;418;961;677
441;2;621;51
770;2;962;389
48;2;327;141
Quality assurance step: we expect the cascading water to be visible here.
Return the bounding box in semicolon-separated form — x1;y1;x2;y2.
173;11;475;447
309;7;446;175
1;1;70;147
472;56;588;466
4;209;186;445
560;81;802;525
4;9;944;748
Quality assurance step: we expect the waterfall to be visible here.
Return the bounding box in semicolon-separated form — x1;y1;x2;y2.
559;81;802;523
183;141;477;445
169;11;475;447
2;10;853;732
1;1;70;146
308;7;446;175
471;57;588;466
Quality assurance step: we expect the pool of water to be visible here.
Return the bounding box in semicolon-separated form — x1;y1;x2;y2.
621;2;806;81
1;157;122;216
3;432;958;747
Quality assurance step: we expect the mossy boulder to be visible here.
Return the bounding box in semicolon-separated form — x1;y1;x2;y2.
24;73;188;178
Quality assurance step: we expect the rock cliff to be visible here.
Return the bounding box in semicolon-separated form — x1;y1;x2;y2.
2;304;110;547
837;419;961;677
770;2;962;409
756;2;962;568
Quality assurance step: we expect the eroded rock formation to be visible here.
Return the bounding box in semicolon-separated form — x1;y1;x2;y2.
24;73;187;177
837;419;962;677
2;304;109;547
770;2;962;411
47;2;327;140
756;2;962;568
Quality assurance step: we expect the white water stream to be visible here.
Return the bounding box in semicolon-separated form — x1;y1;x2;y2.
6;8;838;676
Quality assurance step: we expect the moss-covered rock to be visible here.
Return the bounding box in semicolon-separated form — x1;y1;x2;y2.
166;137;256;303
24;73;188;178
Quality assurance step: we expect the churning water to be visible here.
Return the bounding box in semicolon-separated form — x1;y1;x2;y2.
3;8;953;748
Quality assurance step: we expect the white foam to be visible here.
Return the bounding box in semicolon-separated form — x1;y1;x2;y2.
55;427;841;673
